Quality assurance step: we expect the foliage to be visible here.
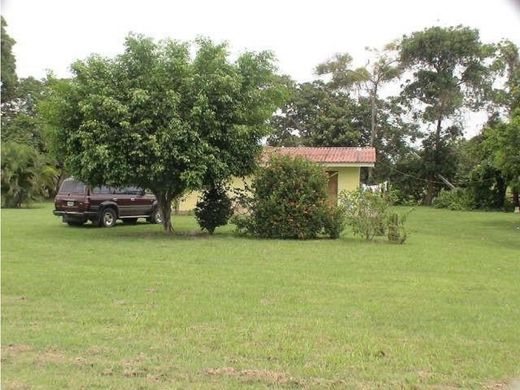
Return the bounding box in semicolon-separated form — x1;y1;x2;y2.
235;155;343;239
1;17;18;103
44;35;287;232
322;204;347;239
432;188;475;211
268;81;368;147
195;184;233;234
1;142;57;208
387;211;408;244
268;81;418;183
399;26;495;204
315;47;402;149
340;188;391;240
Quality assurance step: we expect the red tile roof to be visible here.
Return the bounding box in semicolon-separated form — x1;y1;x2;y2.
263;147;376;164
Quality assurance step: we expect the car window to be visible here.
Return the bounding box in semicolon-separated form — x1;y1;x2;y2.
124;187;142;195
91;186;111;194
59;180;87;194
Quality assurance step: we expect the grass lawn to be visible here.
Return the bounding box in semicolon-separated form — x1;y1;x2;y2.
2;203;519;389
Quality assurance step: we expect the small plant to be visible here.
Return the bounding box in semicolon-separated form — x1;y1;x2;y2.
387;212;408;244
195;184;233;234
340;188;391;240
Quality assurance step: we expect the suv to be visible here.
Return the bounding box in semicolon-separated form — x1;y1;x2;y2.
53;178;162;227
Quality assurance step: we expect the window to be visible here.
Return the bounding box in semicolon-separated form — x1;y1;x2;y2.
59;180;87;194
91;186;111;194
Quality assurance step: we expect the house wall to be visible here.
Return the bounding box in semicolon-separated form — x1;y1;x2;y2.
176;166;361;212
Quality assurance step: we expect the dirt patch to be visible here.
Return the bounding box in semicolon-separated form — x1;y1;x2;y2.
485;380;520;389
205;367;301;386
35;349;67;365
2;344;33;355
121;353;149;378
3;380;31;390
86;345;111;356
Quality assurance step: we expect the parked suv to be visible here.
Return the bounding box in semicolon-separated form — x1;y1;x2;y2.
53;178;162;227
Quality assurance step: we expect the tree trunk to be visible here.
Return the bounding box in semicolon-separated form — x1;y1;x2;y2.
424;116;443;206
368;88;377;184
513;188;520;211
156;191;175;233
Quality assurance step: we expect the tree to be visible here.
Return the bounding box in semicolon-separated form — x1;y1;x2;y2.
1;141;57;208
268;81;369;147
1;17;18;103
46;35;286;232
485;110;520;208
316;47;402;149
399;26;495;204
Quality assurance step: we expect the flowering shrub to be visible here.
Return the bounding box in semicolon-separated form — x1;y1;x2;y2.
233;155;344;239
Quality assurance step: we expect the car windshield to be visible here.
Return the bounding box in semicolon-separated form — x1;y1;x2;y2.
59;179;87;194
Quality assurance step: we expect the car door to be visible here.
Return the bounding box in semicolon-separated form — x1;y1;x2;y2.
113;187;133;216
125;187;149;216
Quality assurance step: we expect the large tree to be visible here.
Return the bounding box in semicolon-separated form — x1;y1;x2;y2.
315;47;402;148
268;81;369;147
1;17;18;103
46;35;285;232
399;26;495;204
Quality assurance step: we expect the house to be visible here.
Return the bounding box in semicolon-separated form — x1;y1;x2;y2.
177;146;376;212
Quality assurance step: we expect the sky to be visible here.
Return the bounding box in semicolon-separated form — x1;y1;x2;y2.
2;0;520;135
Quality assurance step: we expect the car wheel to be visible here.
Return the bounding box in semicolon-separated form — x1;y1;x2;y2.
147;209;163;224
123;218;138;225
100;208;117;228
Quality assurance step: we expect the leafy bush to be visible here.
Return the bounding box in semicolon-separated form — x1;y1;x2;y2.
234;155;344;239
432;188;475;211
322;204;347;239
1;141;57;208
340;189;391;240
195;184;233;234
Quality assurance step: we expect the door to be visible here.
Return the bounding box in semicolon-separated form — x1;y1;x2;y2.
327;171;338;206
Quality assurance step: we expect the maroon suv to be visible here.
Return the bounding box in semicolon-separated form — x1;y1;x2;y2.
53;178;162;227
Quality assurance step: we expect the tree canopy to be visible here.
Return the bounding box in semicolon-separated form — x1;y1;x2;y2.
399;26;495;203
1;17;18;103
46;35;286;231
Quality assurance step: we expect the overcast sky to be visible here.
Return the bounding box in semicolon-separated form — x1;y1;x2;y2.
2;0;520;135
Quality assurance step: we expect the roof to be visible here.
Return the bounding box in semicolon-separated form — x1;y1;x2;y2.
263;147;376;165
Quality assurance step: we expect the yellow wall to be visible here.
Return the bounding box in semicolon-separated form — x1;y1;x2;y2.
336;166;361;194
177;166;361;212
177;177;250;213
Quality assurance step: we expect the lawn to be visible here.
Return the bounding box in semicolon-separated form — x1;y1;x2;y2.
2;203;519;389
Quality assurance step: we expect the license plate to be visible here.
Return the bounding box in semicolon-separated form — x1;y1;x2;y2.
67;201;75;207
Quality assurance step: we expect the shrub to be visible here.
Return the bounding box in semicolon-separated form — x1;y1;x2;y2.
322;204;347;239
432;188;475;211
387;211;410;244
340;188;391;240
234;155;344;239
195;184;233;234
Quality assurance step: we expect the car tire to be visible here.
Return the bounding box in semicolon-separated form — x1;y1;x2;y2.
147;209;163;224
123;218;138;225
100;208;117;228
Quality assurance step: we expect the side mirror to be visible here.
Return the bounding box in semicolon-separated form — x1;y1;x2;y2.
140;189;145;196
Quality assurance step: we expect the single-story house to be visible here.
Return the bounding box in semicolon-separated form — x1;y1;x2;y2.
177;146;376;212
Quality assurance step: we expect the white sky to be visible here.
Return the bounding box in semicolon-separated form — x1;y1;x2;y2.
2;0;520;136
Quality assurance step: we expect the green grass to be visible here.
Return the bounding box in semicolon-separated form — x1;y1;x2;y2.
2;203;519;389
